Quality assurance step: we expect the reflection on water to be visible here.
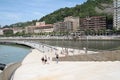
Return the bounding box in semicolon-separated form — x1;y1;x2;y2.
40;40;120;51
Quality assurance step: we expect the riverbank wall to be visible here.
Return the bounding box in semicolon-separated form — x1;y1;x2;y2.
0;62;21;80
53;50;120;61
0;36;120;41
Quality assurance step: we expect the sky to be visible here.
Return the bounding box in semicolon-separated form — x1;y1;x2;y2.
0;0;87;27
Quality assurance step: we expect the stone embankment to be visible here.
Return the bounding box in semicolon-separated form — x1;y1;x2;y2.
0;62;21;80
0;35;120;41
53;50;120;61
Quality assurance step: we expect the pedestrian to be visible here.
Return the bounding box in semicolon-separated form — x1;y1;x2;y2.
41;57;45;64
44;58;47;64
56;54;59;63
44;55;47;64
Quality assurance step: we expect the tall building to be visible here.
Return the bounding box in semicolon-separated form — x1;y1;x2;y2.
64;16;79;32
53;21;73;32
64;21;73;32
53;22;66;32
80;16;106;31
114;0;120;30
53;16;79;32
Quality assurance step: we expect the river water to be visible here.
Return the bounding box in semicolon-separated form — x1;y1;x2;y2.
0;44;31;64
40;40;120;51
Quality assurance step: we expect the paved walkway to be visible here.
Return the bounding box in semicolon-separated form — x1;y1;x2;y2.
11;49;120;80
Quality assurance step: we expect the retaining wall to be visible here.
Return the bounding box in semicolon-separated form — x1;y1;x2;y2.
1;62;21;80
53;50;120;61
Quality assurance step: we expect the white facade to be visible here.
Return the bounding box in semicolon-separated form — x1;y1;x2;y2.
114;0;120;30
0;29;3;35
13;28;24;34
36;21;45;27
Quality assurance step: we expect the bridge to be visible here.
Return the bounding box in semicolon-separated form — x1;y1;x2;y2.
0;40;58;54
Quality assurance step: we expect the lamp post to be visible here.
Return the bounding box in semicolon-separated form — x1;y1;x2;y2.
86;35;88;54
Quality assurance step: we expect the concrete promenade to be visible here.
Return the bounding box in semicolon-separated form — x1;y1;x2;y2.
11;49;120;80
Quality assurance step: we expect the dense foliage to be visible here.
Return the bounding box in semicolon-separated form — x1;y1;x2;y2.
3;0;113;28
39;0;113;24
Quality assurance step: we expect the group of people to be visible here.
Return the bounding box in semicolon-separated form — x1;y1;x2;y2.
41;55;48;64
41;54;59;64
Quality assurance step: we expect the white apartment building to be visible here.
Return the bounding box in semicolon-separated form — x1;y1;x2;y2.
114;0;120;30
13;27;24;34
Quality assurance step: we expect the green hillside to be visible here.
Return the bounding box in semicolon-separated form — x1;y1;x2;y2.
39;0;113;24
4;0;113;28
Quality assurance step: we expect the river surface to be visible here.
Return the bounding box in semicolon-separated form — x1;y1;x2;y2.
0;44;31;64
40;40;120;51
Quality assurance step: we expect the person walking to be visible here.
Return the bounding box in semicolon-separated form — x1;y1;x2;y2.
41;57;45;64
56;54;59;63
44;55;47;64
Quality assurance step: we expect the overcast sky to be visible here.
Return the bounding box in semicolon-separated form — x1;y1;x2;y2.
0;0;87;26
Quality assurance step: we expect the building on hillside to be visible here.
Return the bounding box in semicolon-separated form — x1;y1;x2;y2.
53;22;60;32
80;16;106;31
34;24;53;33
3;28;13;35
53;22;67;32
12;27;24;34
64;16;80;32
64;21;73;32
0;27;23;35
53;16;77;33
0;28;3;35
25;26;34;34
113;0;120;30
53;21;73;33
25;22;53;34
36;21;45;27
